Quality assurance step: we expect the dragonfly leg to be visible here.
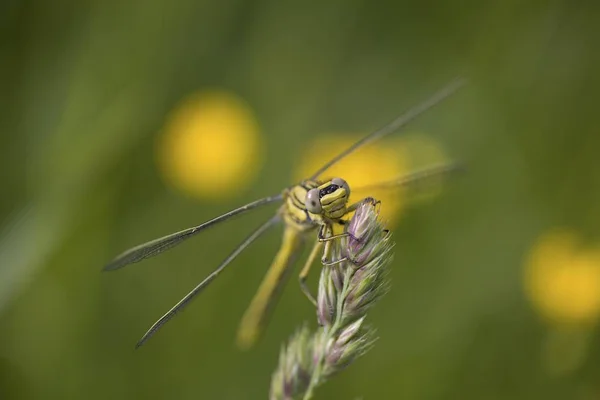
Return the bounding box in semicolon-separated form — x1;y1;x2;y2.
317;224;350;242
321;224;343;265
298;239;323;306
346;197;381;213
322;256;348;266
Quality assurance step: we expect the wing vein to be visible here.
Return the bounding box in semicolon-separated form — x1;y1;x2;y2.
103;194;283;271
135;214;281;348
310;77;466;180
353;162;464;191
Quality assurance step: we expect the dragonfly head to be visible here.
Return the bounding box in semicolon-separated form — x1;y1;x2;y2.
305;177;351;220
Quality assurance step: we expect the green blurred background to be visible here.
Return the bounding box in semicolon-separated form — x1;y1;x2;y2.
2;1;600;399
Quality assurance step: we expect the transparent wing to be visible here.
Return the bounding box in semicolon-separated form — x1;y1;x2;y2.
353;162;464;192
310;77;466;180
135;215;280;348
103;194;283;271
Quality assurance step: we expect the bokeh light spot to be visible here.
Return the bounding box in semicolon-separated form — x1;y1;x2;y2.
524;230;600;326
157;90;263;199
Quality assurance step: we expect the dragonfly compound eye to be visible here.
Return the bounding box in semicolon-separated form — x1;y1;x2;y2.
331;177;351;198
305;188;322;214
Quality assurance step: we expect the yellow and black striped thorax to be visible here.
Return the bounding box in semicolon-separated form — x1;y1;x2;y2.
282;180;319;231
281;179;351;231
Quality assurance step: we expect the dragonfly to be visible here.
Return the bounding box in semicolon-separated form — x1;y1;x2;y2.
104;78;466;349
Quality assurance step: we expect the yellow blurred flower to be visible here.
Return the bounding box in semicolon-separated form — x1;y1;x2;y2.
524;230;600;326
156;90;263;199
295;133;449;225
